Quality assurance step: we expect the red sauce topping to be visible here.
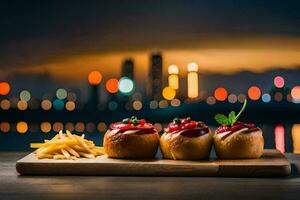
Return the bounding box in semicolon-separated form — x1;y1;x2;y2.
215;121;256;134
109;117;157;135
165;117;209;137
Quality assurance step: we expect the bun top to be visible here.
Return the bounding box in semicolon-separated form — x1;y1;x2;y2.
164;117;210;137
108;116;157;135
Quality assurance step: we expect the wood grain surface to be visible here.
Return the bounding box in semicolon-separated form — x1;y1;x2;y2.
16;149;291;177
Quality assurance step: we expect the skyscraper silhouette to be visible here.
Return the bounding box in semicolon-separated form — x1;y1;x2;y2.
149;52;163;100
121;58;134;80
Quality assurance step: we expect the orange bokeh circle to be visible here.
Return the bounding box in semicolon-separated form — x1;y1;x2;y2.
88;71;102;85
0;82;10;95
214;87;228;101
106;79;119;93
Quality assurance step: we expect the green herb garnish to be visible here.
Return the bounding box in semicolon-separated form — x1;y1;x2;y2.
214;99;247;126
173;117;181;124
122;118;130;124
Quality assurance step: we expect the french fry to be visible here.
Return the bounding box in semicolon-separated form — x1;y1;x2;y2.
31;130;104;160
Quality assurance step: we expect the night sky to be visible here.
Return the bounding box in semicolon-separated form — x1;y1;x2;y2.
0;0;300;82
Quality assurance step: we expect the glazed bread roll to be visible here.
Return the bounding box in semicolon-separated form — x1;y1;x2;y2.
214;122;264;159
104;117;159;158
160;117;212;160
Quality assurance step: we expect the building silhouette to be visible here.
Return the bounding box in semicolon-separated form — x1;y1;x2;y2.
148;52;163;100
121;58;134;80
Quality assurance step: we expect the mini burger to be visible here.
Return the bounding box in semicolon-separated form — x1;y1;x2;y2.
160;117;212;160
104;116;159;158
214;100;264;159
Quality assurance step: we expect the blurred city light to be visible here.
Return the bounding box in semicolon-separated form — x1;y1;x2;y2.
133;100;143;110
0;82;10;95
40;122;51;133
262;93;271;103
16;121;28;134
154;123;162;132
274;92;283;102
65;101;76;111
274;76;285;88
86;122;96;133
19;90;31;102
75;122;85;132
168;65;179;90
162;86;176;100
206;96;216;105
88;71;102;85
17;100;28;111
41;100;52;110
275;125;285;153
159;100;168;108
67;92;77;101
248;86;261;100
56;88;67;100
292;124;300;154
0;122;10;133
214;87;228;101
53;99;64;110
170;98;181;107
291;86;300;101
97;122;107;132
0;99;10;110
149;100;158;109
187;62;199;98
228;94;237;103
65;122;75;132
108;101;118;110
53;122;63;132
237;94;246;103
106;78;119;93
118;77;134;95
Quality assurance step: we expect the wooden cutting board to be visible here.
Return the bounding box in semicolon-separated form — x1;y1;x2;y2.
16;149;291;177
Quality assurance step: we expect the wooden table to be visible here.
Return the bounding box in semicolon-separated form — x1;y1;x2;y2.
1;152;300;200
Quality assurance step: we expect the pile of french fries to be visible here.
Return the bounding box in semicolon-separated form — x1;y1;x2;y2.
30;130;105;159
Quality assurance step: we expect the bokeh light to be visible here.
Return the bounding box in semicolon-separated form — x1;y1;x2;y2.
86;122;96;133
149;100;158;109
187;62;198;72
238;94;247;103
0;82;10;95
206;96;216;105
0;122;10;133
159;100;168;108
67;92;77;101
118;77;134;95
0;99;10;110
16;121;28;134
154;123;163;132
88;71;102;85
97;122;107;132
214;87;228;101
106;78;119;93
274;92;283;102
274;76;285;88
168;65;179;74
291;86;300;100
162;86;176;100
20;90;31;102
108;101;118;110
133;100;143;110
65;101;76;111
170;98;181;107
53;122;63;132
40;122;51;133
65;122;74;132
56;88;67;100
247;86;261;100
75;122;85;132
262;93;271;103
17;100;28;111
53;99;64;110
41;100;52;110
228;94;237;103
